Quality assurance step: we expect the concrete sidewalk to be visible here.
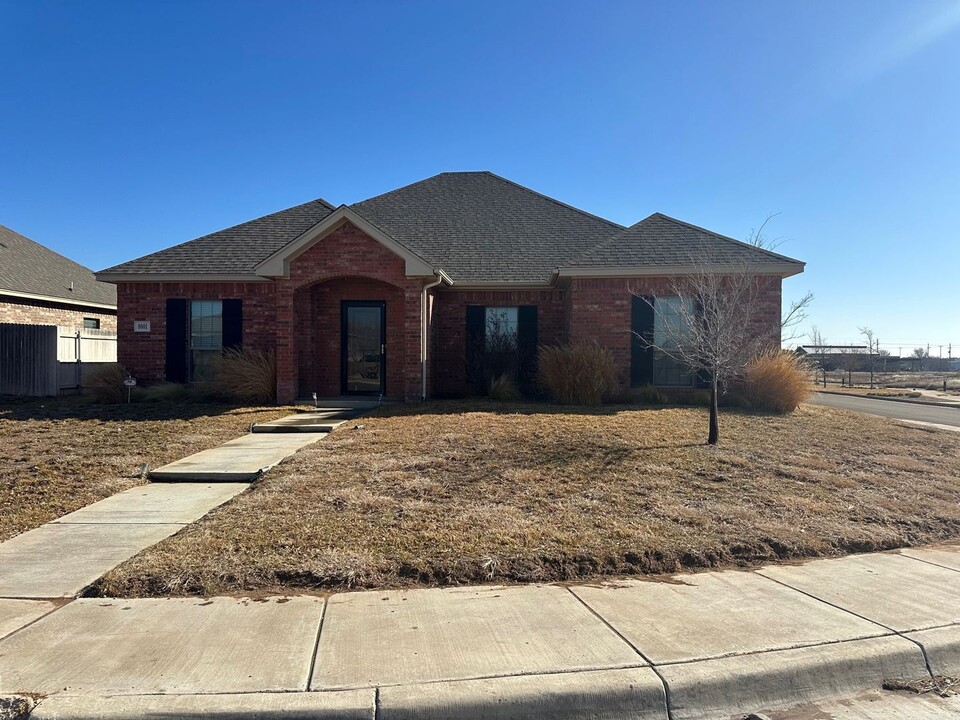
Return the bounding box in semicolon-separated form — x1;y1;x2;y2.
3;545;960;719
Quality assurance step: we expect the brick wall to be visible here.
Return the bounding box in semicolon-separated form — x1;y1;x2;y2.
0;296;116;330
295;278;404;398
568;275;783;392
115;281;277;382
430;288;566;397
275;222;426;403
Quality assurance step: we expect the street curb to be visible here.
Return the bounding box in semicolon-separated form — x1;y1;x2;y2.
817;390;960;409
658;635;929;720
377;667;669;720
26;689;374;720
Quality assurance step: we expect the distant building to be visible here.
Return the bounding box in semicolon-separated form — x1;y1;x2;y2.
0;224;117;330
795;345;871;371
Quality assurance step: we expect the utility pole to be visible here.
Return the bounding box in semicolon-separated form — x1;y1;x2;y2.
941;345;944;373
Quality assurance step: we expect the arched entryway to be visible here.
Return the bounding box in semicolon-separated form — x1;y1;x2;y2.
293;276;407;399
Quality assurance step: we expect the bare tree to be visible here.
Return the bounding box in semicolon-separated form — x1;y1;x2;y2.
912;347;929;372
859;327;876;389
808;325;828;387
633;219;813;445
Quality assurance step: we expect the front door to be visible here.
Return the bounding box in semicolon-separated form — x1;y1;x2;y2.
341;301;386;395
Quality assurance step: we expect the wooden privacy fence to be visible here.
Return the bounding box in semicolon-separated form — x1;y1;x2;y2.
0;324;118;397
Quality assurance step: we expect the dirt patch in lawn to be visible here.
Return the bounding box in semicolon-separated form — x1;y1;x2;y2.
0;397;293;541
99;402;960;597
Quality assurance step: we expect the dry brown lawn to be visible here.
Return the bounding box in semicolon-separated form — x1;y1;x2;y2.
99;401;960;597
0;397;292;541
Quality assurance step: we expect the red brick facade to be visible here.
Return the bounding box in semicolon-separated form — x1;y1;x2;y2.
113;222;784;403
568;276;782;392
429;289;566;397
0;296;117;330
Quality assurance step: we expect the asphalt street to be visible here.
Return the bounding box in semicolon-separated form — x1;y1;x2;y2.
810;392;960;428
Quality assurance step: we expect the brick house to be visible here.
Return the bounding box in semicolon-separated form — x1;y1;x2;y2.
0;224;117;330
97;172;804;403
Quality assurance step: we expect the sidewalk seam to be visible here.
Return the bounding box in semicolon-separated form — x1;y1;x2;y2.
566;586;674;720
305;598;327;692
896;551;960;576
757;572;935;677
0;599;71;643
313;663;649;692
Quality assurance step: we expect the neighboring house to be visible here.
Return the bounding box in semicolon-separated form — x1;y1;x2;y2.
0;224;117;330
97;172;804;402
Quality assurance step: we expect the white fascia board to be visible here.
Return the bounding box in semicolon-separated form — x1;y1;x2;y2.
556;262;805;279
254;206;436;278
440;283;555;291
0;288;117;311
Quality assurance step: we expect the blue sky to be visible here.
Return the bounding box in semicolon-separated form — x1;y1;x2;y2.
2;1;958;354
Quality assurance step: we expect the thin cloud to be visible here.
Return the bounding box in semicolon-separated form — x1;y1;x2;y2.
846;1;960;85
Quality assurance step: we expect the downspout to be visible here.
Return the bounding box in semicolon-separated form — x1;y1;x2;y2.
421;273;444;401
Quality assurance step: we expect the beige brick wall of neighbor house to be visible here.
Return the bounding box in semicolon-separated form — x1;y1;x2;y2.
0;298;117;330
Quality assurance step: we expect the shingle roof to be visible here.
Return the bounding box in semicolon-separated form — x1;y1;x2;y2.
98;173;803;283
98;198;335;275
350;172;624;282
565;213;804;270
0;224;117;307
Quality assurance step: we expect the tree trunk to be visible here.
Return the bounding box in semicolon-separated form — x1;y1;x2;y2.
708;376;720;445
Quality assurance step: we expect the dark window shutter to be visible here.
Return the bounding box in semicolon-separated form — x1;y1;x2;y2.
465;305;486;393
517;305;538;390
222;299;243;351
631;295;654;387
165;299;188;383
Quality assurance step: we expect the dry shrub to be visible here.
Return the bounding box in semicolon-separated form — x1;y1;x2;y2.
134;382;191;403
213;349;277;404
86;363;127;404
744;350;812;413
537;341;618;405
489;373;521;402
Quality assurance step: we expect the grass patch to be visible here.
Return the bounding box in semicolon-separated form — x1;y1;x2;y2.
0;397;293;541
99;400;960;597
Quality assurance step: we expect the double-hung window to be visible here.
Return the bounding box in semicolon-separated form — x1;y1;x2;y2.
652;297;695;387
189;300;223;381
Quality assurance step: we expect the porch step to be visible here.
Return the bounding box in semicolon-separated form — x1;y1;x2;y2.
295;397;393;410
250;408;363;434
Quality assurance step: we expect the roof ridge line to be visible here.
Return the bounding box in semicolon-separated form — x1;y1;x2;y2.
651;212;801;264
482;172;625;231
558;213;658;267
349;171;456;208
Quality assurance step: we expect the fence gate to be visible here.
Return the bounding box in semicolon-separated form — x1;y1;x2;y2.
0;323;119;397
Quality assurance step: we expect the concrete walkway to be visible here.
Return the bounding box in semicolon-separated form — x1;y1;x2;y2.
150;408;362;480
3;545;960;719
0;407;364;600
0;483;248;598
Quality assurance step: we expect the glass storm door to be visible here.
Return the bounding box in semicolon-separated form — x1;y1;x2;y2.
342;301;385;395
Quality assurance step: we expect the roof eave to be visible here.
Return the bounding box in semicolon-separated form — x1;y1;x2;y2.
0;288;117;310
95;272;271;283
556;262;805;279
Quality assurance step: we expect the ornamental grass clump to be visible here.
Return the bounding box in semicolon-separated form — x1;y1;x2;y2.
744;349;812;413
213;349;277;404
537;341;618;405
